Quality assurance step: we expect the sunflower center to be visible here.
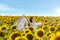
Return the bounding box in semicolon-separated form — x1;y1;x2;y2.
0;32;5;37
55;36;60;40
12;26;16;29
43;26;48;30
45;20;47;22
22;34;25;36
29;28;33;31
2;27;6;30
51;24;53;26
44;24;47;25
57;27;60;31
26;34;33;40
11;33;21;40
50;27;55;31
25;30;29;33
47;33;51;36
37;31;44;37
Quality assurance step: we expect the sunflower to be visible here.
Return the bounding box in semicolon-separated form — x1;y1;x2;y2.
56;24;60;31
6;21;10;24
45;31;54;38
26;33;34;40
9;31;21;40
1;24;9;31
50;32;60;40
28;26;34;32
15;36;27;40
35;28;44;39
21;33;26;37
46;32;51;37
56;27;60;31
0;31;6;38
11;25;17;30
42;25;49;31
44;19;48;23
49;26;56;32
24;29;31;34
1;26;9;31
43;22;48;26
3;24;9;27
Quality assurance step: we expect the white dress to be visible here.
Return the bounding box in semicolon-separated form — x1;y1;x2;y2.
31;22;42;31
12;15;28;32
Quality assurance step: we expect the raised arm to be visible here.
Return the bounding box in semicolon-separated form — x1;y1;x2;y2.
36;22;43;26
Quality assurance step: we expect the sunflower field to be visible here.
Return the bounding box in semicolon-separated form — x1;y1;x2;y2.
0;16;60;40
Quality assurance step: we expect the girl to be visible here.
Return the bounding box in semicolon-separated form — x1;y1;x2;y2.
29;17;43;31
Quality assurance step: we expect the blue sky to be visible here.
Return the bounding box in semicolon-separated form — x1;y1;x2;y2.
0;0;60;16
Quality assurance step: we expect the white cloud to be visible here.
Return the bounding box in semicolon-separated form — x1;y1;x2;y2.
56;8;60;14
0;3;19;11
0;3;22;16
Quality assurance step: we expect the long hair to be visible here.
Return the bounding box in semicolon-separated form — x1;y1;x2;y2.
28;17;33;26
29;17;33;23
